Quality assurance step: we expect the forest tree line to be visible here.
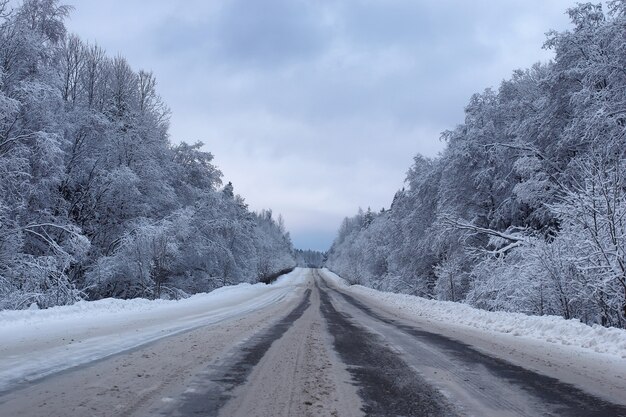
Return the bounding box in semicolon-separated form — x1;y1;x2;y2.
294;249;325;268
0;0;295;309
327;2;626;328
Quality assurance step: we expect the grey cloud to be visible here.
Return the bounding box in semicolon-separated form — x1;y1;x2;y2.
154;0;332;70
212;0;332;68
151;0;557;130
334;0;451;46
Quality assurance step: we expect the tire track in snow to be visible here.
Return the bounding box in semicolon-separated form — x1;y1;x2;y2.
317;275;458;417
161;289;312;416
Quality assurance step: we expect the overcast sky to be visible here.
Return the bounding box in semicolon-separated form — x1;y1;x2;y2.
65;0;574;251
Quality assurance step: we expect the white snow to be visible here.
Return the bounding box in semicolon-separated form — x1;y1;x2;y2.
0;268;307;393
321;268;626;359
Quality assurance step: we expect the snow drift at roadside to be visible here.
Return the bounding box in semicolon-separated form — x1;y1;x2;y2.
322;269;626;358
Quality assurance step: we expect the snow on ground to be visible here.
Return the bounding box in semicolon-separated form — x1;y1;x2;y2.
0;268;307;393
321;269;626;359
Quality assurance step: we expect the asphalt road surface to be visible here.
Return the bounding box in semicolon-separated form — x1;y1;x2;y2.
1;268;624;416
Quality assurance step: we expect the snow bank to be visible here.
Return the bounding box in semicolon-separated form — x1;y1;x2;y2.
0;268;306;392
0;268;303;328
322;269;626;359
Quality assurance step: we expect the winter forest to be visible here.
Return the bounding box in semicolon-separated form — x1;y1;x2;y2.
2;0;626;334
327;2;626;328
0;0;296;310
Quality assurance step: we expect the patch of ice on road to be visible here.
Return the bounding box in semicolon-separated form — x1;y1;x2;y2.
321;269;626;359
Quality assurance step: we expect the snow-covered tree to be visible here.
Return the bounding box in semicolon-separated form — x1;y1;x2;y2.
327;1;626;327
0;0;295;309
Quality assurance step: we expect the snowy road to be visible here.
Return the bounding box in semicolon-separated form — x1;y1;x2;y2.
317;272;626;416
1;268;625;416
